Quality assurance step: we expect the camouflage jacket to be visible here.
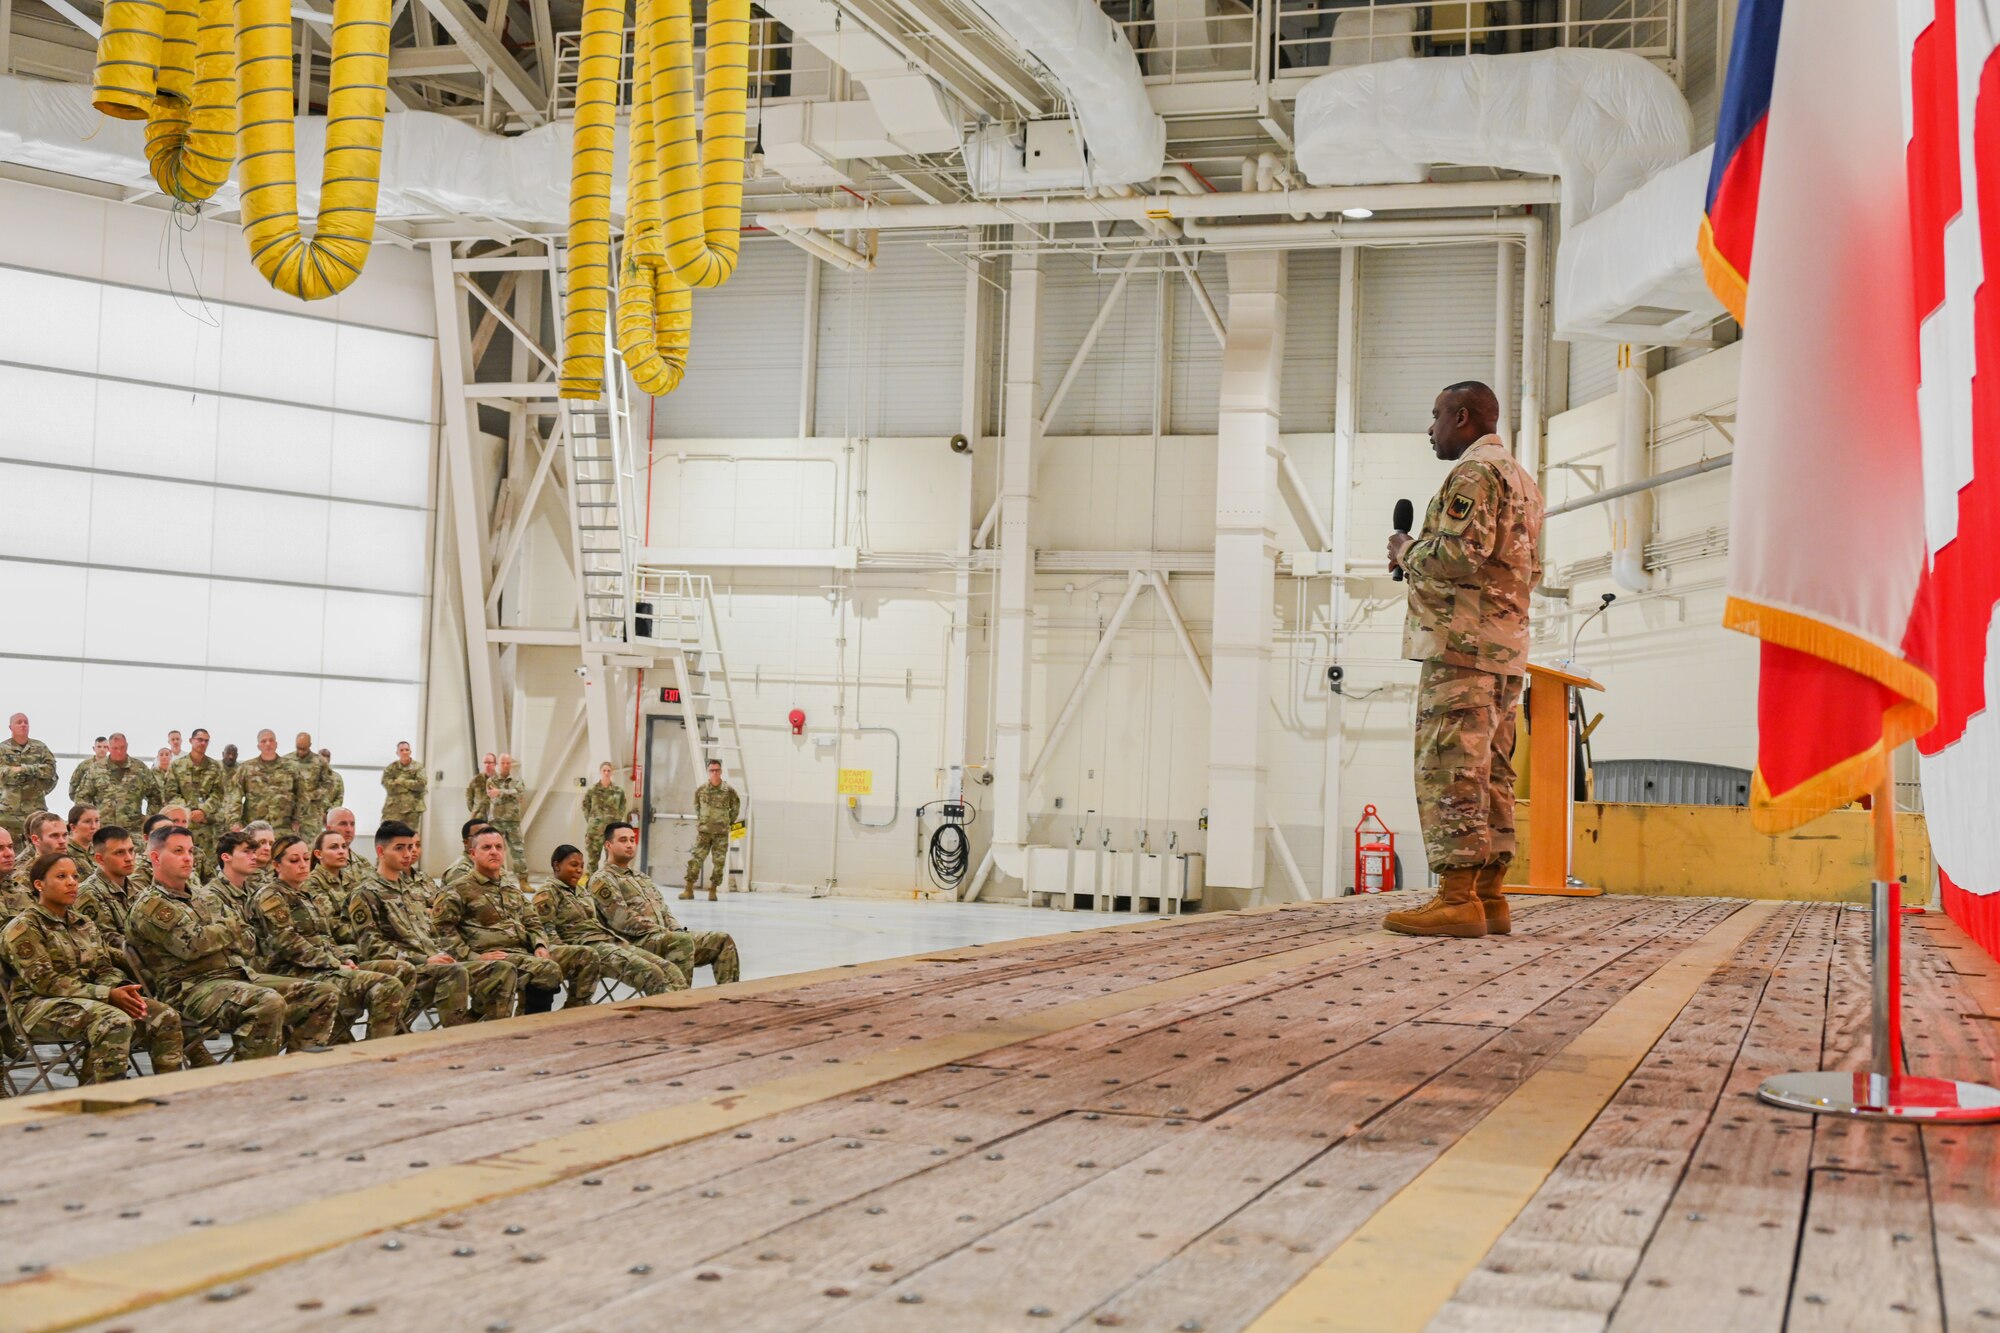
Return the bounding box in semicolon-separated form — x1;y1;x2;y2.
465;773;493;818
286;750;333;826
168;755;230;829
75;869;139;953
347;870;446;965
202;874;258;923
432;871;550;958
532;880;619;947
486;776;525;824
66;756;100;804
1;904;132;1003
588;862;682;941
0;737;57;813
0;875;32;926
126;883;254;996
437;855;475;893
692;782;740;831
64;840;95;875
324;770;344;807
217;761;244;827
303;866;359;950
245;879;346;974
1401;435;1544;677
582;782;629;828
238;756;302;828
380;761;428;820
78;759;161;831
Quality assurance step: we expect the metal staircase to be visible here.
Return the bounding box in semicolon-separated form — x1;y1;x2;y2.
562;373;638;647
633;567;754;891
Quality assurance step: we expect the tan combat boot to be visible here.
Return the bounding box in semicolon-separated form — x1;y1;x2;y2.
679;883;696;901
1383;868;1488;938
1474;861;1512;936
707;887;718;902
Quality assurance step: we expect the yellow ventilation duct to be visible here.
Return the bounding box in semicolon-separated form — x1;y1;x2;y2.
143;0;238;202
93;0;170;119
616;0;691;397
659;0;749;289
558;0;624;400
235;0;392;300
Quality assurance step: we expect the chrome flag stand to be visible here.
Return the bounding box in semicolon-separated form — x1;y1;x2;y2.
1759;777;2000;1122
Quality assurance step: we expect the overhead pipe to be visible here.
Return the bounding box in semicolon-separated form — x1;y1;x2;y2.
753;178;1558;233
1545;452;1733;517
1611;345;1654;591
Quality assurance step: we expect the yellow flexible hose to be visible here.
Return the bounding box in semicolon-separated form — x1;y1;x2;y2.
144;0;238;202
658;0;749;288
235;0;391;300
617;0;691;397
93;0;168;119
558;0;625;400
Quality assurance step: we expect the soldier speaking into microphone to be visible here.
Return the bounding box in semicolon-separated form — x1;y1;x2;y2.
1384;381;1544;939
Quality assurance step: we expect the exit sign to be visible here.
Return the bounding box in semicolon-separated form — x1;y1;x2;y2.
659;687;682;703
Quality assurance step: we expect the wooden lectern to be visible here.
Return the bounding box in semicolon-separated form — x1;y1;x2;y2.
1508;661;1606;896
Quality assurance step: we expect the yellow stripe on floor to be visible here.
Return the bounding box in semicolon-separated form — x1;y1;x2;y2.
0;925;1396;1333
1247;899;1778;1333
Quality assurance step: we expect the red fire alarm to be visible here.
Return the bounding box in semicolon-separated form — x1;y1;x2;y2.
788;708;806;736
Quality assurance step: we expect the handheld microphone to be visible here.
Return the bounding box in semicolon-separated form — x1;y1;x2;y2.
1390;498;1414;582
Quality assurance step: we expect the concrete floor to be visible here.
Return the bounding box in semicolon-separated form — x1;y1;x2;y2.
671;893;1166;982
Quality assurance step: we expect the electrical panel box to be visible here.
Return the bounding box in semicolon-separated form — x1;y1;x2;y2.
1024;120;1085;174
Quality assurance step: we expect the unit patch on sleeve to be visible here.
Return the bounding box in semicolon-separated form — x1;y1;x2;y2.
1445;492;1476;522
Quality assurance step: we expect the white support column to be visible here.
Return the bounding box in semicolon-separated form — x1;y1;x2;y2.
429;241;506;756
798;254;821;438
1494;239;1515;448
941;229;984;810
1518;217;1546;479
1321;245;1359;898
1208;249;1286;894
989;236;1042;885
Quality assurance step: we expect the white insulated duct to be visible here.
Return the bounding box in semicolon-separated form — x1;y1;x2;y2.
1612;348;1654;592
961;0;1166;189
0;74;576;224
1293;48;1691;224
1555;145;1726;344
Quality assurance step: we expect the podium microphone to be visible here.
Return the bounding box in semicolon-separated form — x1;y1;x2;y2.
1390;498;1414;582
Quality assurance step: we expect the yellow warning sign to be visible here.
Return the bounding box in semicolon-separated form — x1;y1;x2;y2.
837;768;873;796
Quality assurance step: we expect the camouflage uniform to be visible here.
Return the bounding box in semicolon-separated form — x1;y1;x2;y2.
286;749;334;836
125;882;337;1059
381;760;428;827
76;758;161;835
303;865;360;951
0;877;32;924
533;878;685;995
216;760;244;829
686;781;740;894
433;870;600;1009
238;756;302;832
465;772;493;820
66;755;101;806
0;735;58;843
1400;434;1543;874
581;782;630;872
167;755;229;867
75;869;140;953
346;869;514;1024
485;776;527;876
246;878;408;1041
324;769;345;808
589;861;740;985
1;904;184;1083
64;839;95;876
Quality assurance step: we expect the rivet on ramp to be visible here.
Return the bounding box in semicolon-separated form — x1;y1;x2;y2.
630;1264;653;1275
382;1240;404;1251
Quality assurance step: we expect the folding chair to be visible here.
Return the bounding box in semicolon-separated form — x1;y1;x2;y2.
0;961;87;1096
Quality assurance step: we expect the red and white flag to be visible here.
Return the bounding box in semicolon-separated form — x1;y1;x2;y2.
1906;0;2000;955
1717;0;1937;831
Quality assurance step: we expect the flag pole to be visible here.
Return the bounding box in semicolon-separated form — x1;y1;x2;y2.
1757;774;2000;1122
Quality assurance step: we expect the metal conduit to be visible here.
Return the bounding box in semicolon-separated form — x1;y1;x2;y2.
1545;453;1735;517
